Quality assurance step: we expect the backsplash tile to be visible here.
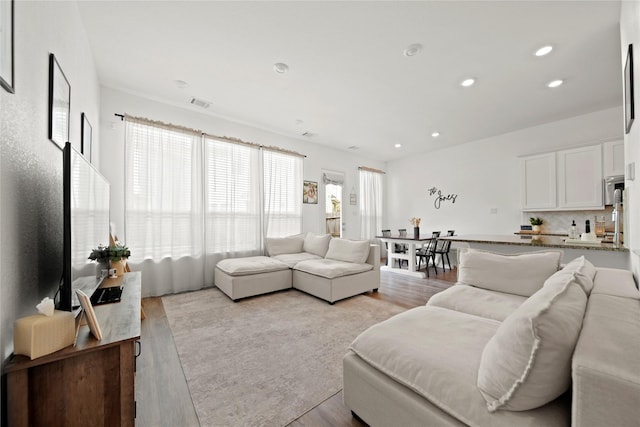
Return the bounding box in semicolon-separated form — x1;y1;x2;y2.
522;207;623;236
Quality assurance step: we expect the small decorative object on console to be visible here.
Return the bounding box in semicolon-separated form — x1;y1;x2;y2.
89;242;131;277
14;298;75;359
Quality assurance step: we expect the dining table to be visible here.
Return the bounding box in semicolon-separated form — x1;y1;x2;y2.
377;233;436;278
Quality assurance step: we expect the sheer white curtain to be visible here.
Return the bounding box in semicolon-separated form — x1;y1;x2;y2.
359;168;384;242
203;136;263;284
124;118;304;296
125;119;204;296
263;149;303;237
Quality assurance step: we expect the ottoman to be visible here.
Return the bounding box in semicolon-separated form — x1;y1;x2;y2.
214;256;292;301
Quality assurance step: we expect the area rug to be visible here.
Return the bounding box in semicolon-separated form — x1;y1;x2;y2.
162;288;405;427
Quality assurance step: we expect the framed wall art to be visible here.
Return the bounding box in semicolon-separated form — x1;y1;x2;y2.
0;0;14;93
81;112;93;163
48;53;71;148
625;44;634;134
303;180;318;204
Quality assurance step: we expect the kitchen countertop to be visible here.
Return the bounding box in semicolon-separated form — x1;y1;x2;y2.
440;234;627;252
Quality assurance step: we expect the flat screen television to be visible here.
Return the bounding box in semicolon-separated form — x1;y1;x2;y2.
57;142;110;312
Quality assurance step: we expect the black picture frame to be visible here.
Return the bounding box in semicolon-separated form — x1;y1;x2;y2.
625;44;634;134
0;0;14;93
48;53;71;149
81;112;93;163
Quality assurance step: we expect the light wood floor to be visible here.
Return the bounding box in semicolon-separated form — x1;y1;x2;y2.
136;266;457;427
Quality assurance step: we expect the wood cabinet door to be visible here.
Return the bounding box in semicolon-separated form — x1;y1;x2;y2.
557;144;603;209
521;152;557;209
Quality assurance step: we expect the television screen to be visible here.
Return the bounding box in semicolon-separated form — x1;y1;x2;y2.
58;142;110;312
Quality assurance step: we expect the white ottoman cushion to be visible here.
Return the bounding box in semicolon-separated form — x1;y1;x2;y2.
216;256;289;276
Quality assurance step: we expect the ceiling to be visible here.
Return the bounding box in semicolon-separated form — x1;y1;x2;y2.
77;1;623;162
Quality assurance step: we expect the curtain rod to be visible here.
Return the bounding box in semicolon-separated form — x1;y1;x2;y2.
114;113;306;158
358;166;386;174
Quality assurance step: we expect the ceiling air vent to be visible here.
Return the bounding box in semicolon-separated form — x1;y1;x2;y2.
190;97;211;109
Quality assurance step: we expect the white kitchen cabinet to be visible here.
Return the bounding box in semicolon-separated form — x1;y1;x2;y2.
521;152;557;210
557;144;603;209
521;143;604;211
603;139;625;177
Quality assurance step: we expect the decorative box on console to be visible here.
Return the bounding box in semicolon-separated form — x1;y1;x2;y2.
14;310;75;359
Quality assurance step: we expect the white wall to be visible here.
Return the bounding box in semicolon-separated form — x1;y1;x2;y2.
99;87;385;242
620;1;640;281
0;2;100;360
386;107;622;236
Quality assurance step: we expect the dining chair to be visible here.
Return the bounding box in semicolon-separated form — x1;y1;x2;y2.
395;229;408;268
381;229;392;266
434;230;455;271
417;231;440;277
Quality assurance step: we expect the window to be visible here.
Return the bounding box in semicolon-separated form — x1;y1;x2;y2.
359;168;384;241
125;120;203;261
125;119;303;262
204;136;261;253
263;149;302;237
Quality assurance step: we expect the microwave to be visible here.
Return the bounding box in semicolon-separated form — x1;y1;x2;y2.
604;175;624;205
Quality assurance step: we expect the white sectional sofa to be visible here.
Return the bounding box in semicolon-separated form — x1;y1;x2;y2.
215;233;380;304
344;248;640;427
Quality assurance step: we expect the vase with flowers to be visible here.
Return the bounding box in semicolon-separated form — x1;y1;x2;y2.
89;242;131;277
410;217;421;239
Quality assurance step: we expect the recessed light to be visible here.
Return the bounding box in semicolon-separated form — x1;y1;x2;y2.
547;79;563;88
535;45;553;57
273;63;289;74
403;43;423;57
431;132;440;138
394;143;402;148
460;78;475;87
190;97;211;109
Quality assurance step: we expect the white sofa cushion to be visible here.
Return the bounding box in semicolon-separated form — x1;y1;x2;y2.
349;306;571;427
216;256;290;276
271;252;322;268
591;267;640;299
477;269;587;412
325;238;370;264
427;285;526;322
551;256;596;295
265;235;304;256
457;248;562;297
303;233;332;257
294;259;373;279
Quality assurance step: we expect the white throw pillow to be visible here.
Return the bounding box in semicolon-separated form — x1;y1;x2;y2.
477;271;587;412
549;256;596;295
303;233;332;257
457;248;562;297
324;238;370;264
265;235;304;256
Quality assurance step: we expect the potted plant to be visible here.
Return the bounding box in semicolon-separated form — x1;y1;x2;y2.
89;242;131;277
529;217;544;233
